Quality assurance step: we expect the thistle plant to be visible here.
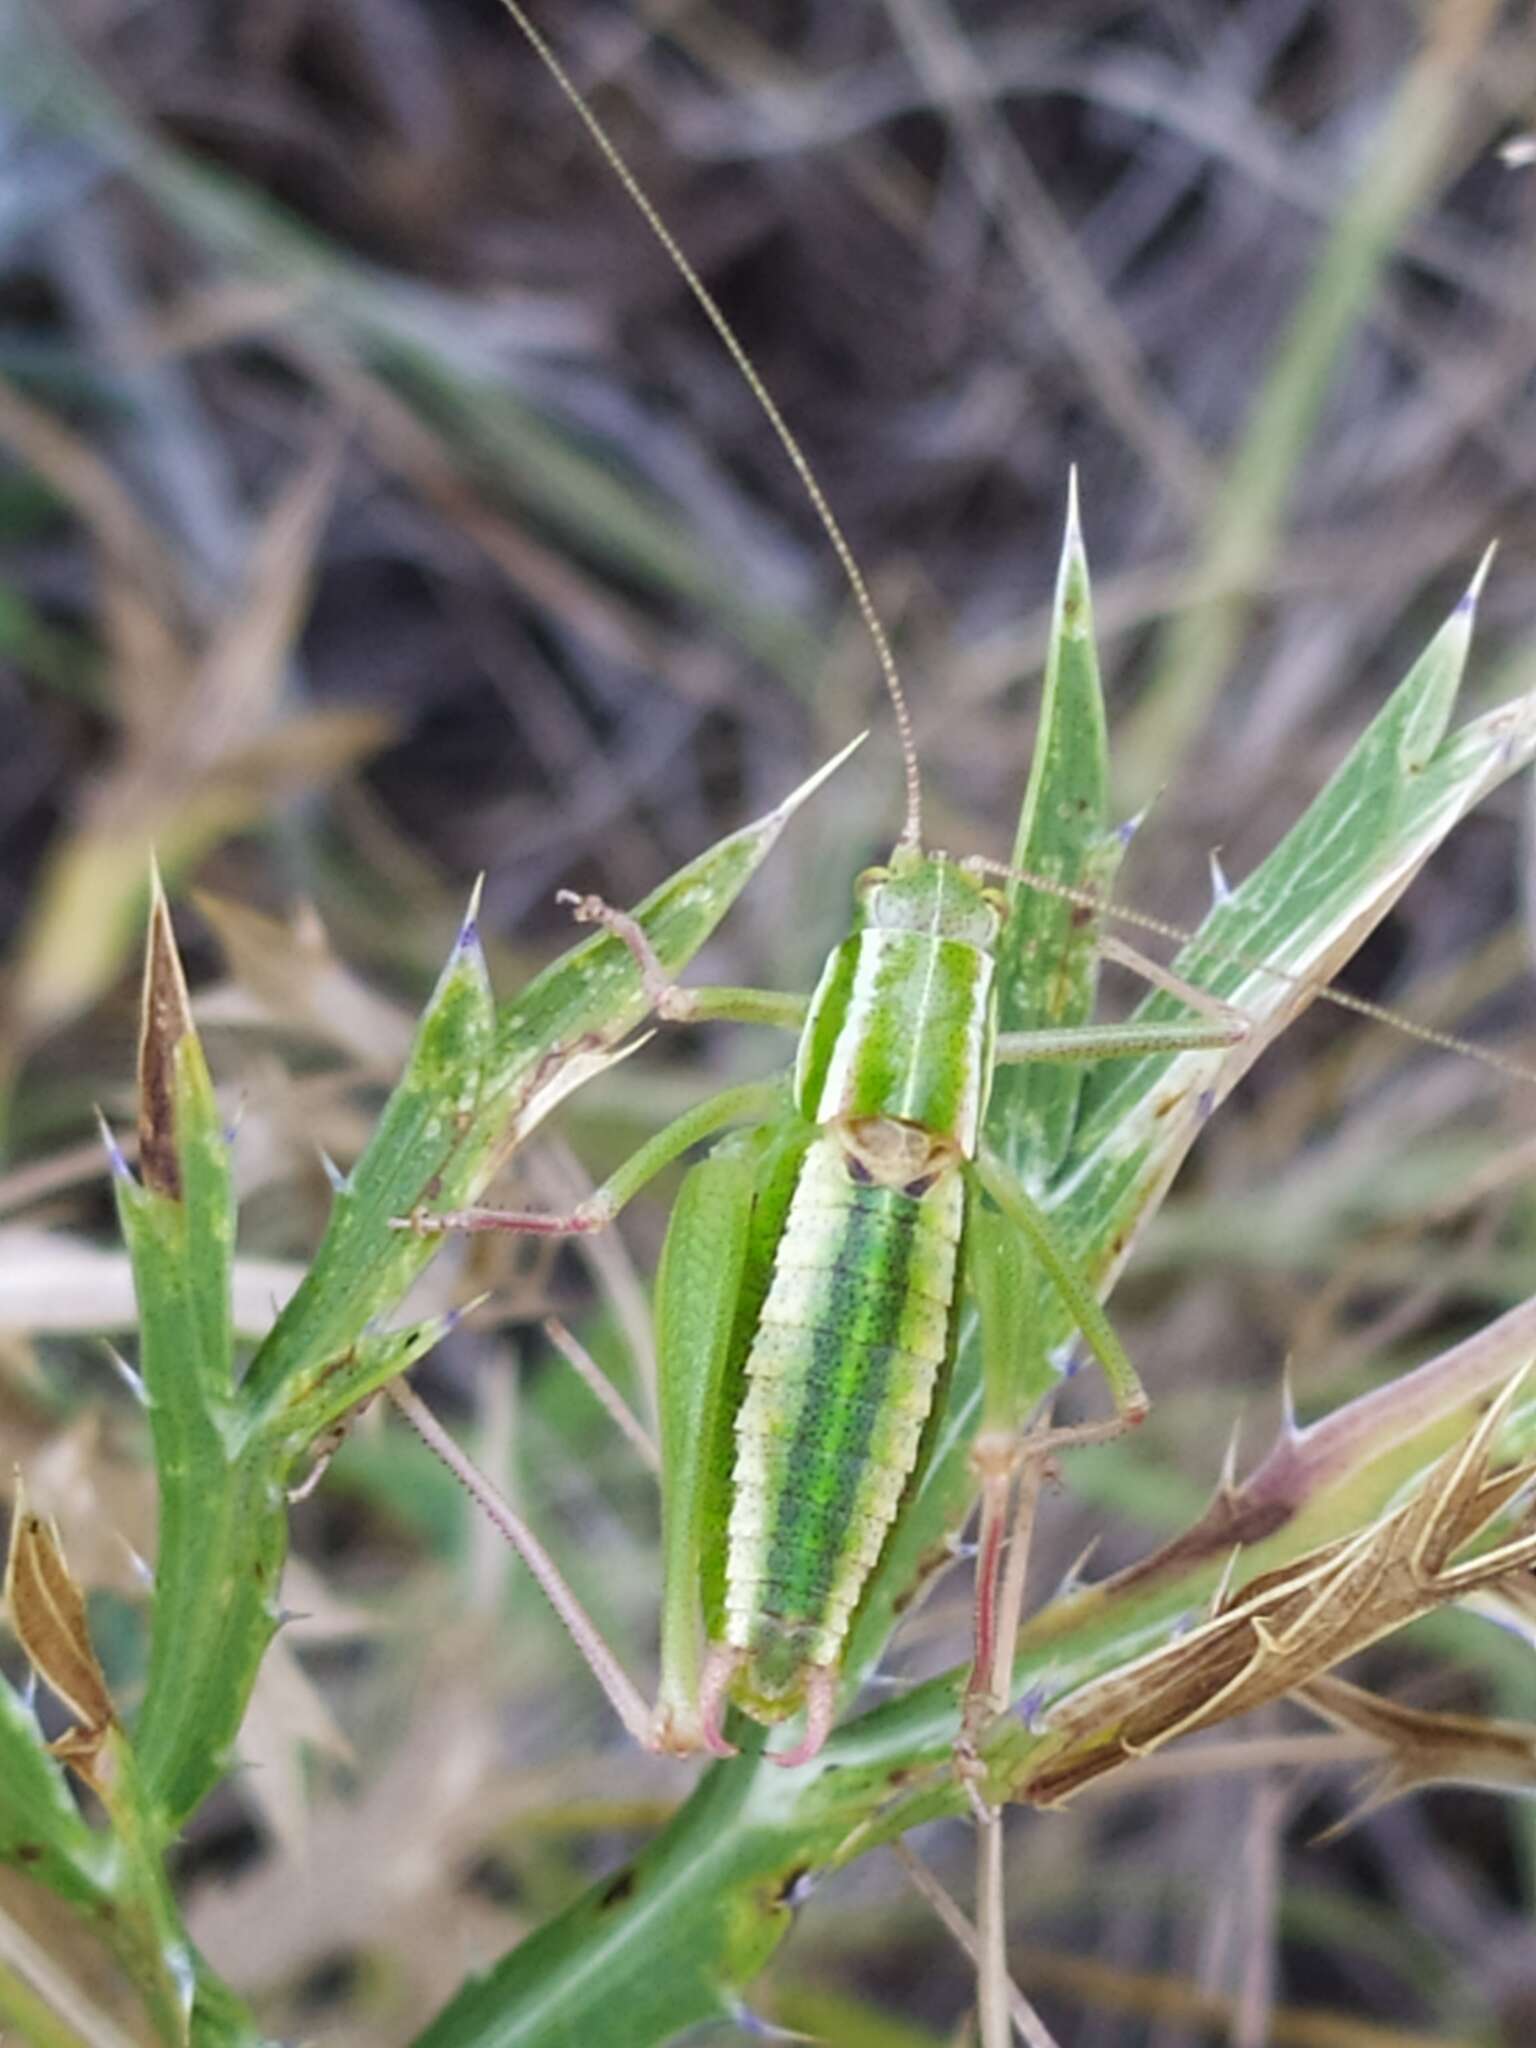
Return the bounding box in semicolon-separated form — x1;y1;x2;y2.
5;516;1536;2045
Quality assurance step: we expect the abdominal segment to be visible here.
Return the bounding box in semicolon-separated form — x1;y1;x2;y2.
722;1129;964;1716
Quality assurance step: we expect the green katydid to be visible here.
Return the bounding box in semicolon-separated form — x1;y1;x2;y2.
403;494;1253;1768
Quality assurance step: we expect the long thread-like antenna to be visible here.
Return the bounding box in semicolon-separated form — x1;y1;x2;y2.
495;0;924;849
966;854;1536;1088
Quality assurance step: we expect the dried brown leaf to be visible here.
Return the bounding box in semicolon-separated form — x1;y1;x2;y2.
186;708;397;829
3;1474;115;1738
1298;1673;1536;1838
138;869;194;1201
1018;1370;1536;1805
0;374;181;620
185;442;340;760
100;567;193;738
191;890;414;1070
8;446;380;1044
1460;1571;1536;1649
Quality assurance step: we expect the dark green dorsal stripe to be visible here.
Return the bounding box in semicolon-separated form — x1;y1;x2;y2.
760;1181;928;1620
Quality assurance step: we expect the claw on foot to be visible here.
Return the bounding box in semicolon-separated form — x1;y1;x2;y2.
556;888;606;926
698;1644;743;1759
770;1665;837;1770
556;886;686;1016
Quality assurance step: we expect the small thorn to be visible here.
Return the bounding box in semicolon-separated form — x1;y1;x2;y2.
274;1607;311;1631
101;1344;146;1405
1208;848;1233;908
1217;1416;1243;1494
1015;1681;1049;1732
442;1291;491;1335
1278;1364;1301;1442
767;730;868;823
121;1539;154;1588
782;1868;820;1908
728;2000;814;2042
1117;803;1149;847
318;1148;348;1194
1052;1535;1101;1602
1064;464;1082;546
1463;540;1498;612
1208;1544;1243;1617
855;1669;907;1693
222;1091;248;1149
94;1108;134;1184
20;1668;37;1712
770;1665;837;1768
457;872;486;953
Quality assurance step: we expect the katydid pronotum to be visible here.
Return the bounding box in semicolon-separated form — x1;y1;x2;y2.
376;5;1536;1790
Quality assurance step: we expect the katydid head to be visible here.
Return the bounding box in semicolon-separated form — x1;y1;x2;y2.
855;848;1006;951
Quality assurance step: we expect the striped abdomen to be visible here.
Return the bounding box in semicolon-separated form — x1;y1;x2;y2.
723;1132;965;1711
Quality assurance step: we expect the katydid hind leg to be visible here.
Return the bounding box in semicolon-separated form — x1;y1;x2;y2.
418;1131;762;1758
651;1140;758;1752
963;1204;1048;1734
961;1201;1135;1748
384;1378;655;1749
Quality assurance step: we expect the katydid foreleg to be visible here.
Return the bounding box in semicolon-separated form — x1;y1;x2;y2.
558;887;813;1033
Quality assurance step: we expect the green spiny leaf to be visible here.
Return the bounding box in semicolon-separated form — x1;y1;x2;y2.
111;877;274;1831
990;477;1124;1185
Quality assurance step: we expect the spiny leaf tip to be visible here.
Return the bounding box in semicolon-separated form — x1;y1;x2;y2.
1461;539;1498;614
94;1107;133;1184
138;880;197;1200
456;872;487;955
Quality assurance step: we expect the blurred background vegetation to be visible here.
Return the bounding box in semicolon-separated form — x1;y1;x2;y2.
3;0;1536;2041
